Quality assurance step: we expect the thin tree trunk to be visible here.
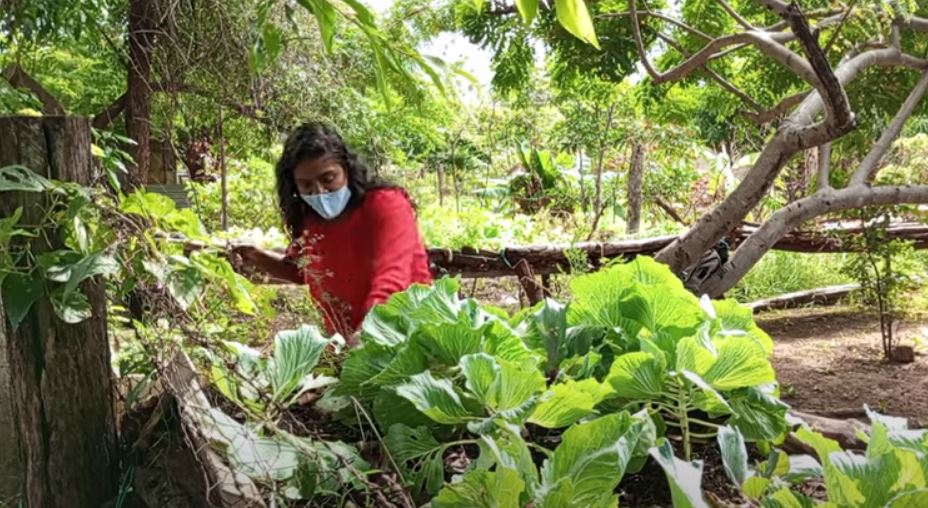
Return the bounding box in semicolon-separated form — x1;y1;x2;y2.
126;0;159;185
0;117;117;507
587;104;616;241
437;163;445;206
219;107;228;230
627;141;646;234
578;148;586;212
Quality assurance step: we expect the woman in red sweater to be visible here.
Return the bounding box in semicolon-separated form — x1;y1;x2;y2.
234;122;433;342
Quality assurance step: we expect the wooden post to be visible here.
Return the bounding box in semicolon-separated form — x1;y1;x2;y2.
514;259;545;306
626;141;646;234
0;116;117;507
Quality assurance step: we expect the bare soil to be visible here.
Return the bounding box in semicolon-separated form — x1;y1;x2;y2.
758;306;928;426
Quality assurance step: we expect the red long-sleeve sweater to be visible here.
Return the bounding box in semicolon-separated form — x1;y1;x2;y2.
286;188;432;336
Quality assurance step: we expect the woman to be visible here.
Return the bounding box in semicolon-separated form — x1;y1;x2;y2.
234;122;433;341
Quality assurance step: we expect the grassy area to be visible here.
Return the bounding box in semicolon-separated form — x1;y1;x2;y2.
731;251;853;302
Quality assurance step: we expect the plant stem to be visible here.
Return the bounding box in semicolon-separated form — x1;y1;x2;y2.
676;376;692;461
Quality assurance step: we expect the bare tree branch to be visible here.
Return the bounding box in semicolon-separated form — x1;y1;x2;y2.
742;91;810;124
895;15;928;33
786;3;854;135
629;0;819;86
596;11;712;41
92;93;128;129
655;33;765;112
717;0;753;29
705;184;928;296
2;63;65;115
817;142;832;190
756;0;790;16
850;70;928;185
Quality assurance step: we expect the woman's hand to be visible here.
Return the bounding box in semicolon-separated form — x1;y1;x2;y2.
230;244;262;264
229;244;303;284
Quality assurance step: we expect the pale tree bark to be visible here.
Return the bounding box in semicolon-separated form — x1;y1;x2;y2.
651;13;927;274
849;70;928;186
705;185;928;296
626;141;646;234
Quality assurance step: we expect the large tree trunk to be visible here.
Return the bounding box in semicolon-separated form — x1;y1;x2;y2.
126;0;159;185
626;141;646;234
0;117;118;507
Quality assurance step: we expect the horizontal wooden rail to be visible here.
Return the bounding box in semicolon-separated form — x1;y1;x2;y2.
176;222;928;281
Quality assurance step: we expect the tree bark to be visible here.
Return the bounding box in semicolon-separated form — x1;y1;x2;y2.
705;185;928;296
2;64;65;115
0;116;117;507
626;141;646;234
126;0;159;185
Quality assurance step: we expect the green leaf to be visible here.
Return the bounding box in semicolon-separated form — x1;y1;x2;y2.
529;378;609;428
268;325;330;404
167;265;204;310
683;370;732;415
50;286;92;323
781;454;823;484
604;352;666;399
433;467;523;508
459;353;545;414
228;433;300;482
394;371;474;424
460;353;500;406
1;271;43;330
793;426;842;469
759;488;814;508
525;298;568;373
383;424;445;496
54;251;118;298
743;476;770;500
341;0;375;25
374;389;441;429
649;440;710;508
718;425;750;487
0;165;54;192
417;321;483;365
729;386;789;441
364;343;427;388
676;336;715;375
887;490;928;508
361;303;408;347
829;450;900;508
334;343;393;399
515;0;539;27
703;337;775;391
298;0;337;53
711;299;773;355
537;412;647;507
478;430;539;495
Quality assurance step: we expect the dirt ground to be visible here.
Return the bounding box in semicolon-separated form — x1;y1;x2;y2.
758;306;928;426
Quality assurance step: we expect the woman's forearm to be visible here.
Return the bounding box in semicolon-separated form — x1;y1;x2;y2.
246;248;303;284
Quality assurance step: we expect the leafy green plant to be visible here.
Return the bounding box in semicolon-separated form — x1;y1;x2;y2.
318;256;787;505
206;325;339;419
509;146;576;216
789;408;928;508
566;257;788;458
841;210;921;360
710;408;928;508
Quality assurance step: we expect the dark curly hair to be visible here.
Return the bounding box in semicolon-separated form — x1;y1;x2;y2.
276;121;392;239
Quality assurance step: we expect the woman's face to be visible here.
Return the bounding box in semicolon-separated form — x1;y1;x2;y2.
293;157;348;196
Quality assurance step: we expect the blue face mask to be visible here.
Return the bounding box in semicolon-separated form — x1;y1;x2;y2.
301;185;351;220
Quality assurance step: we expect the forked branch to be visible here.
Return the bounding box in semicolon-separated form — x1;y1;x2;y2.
850;70;928;185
